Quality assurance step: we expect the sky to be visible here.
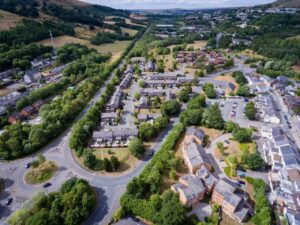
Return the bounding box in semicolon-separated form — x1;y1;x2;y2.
82;0;275;9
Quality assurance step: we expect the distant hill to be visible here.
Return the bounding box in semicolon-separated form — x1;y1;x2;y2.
0;0;129;22
270;0;300;8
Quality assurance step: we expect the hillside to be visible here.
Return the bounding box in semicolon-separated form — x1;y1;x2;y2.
270;0;300;8
0;0;129;23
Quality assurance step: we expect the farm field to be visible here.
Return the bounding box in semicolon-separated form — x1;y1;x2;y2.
39;36;131;62
121;27;138;36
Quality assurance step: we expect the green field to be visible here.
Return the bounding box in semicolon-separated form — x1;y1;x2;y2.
25;161;58;185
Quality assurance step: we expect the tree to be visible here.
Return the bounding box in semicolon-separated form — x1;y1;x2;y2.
178;88;190;103
236;85;251;97
180;109;203;126
245;102;256;120
206;64;215;74
187;94;206;109
83;151;97;169
103;158;112;172
161;100;181;117
203;83;216;99
139;80;145;88
203;103;224;130
128;138;145;159
16;97;30;111
242;153;265;171
134;92;141;100
110;156;120;171
225;121;239;133
8;178;95;225
232;71;247;85
233;128;253;143
157;191;186;225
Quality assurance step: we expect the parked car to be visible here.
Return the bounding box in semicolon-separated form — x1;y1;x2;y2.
25;163;31;169
5;198;13;206
238;180;246;185
43;182;51;188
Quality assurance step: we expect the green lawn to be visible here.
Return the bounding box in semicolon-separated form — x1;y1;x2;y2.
93;148;138;173
25;161;58;185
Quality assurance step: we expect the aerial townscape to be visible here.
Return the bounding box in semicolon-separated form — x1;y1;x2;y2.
0;0;300;225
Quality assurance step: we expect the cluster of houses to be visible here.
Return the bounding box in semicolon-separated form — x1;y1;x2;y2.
91;127;138;148
176;51;206;64
142;73;194;88
255;94;280;124
91;65;137;147
130;57;156;72
8;100;44;124
171;127;252;223
261;126;300;224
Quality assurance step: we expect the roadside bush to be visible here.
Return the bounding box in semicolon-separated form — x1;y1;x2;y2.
161;100;181;117
233;128;252;143
120;124;186;224
246;178;272;225
128;138;145;159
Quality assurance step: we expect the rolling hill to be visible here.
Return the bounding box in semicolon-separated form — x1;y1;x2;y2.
0;0;129;24
270;0;300;8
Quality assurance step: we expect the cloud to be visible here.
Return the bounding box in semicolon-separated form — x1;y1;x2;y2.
81;0;275;9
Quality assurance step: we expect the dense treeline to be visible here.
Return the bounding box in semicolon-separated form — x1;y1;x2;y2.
41;3;103;27
8;178;96;225
57;43;96;64
249;14;300;64
0;44;52;71
0;19;74;47
115;22;144;31
0;0;39;17
138;116;169;141
16;78;70;111
90;32;132;45
120;123;187;225
0;51;113;160
245;177;272;225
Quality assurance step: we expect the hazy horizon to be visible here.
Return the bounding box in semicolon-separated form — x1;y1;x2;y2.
81;0;276;10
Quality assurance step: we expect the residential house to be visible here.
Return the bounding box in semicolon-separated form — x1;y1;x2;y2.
120;73;133;89
32;100;44;110
137;113;160;122
171;174;206;207
284;95;300;112
20;106;36;118
101;112;118;125
92;127;138;147
147;60;155;72
184;127;205;146
106;88;123;112
23;70;42;84
261;126;299;170
182;140;211;174
211;180;251;223
255;94;280;124
135;96;149;109
8;113;22;124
